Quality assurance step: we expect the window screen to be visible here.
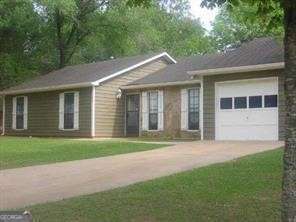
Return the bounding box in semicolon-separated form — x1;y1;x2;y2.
264;95;278;108
16;97;24;129
188;89;199;130
220;98;232;110
64;93;75;129
249;96;262;108
148;92;158;130
234;97;247;109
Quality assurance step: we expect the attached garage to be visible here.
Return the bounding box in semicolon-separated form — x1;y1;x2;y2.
215;77;279;140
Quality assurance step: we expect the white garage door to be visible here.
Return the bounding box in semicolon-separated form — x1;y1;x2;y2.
215;77;278;140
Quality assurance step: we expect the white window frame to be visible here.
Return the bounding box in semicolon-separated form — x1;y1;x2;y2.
187;87;200;131
147;91;159;131
181;87;200;132
12;96;28;130
59;91;79;131
141;90;164;132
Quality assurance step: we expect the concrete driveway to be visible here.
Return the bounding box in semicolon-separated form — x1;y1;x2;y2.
0;140;283;209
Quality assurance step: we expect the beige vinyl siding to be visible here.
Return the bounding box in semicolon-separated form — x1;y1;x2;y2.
202;70;285;140
5;87;92;137
95;59;168;137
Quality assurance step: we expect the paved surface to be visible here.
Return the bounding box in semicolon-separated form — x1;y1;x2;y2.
75;137;180;145
0;140;283;209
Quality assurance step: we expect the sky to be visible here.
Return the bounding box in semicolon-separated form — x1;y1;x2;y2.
189;0;219;31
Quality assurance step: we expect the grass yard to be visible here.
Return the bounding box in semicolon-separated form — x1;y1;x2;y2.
25;148;283;222
0;137;167;170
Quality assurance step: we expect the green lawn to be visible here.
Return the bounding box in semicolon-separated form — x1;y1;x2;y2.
0;137;167;170
25;148;283;222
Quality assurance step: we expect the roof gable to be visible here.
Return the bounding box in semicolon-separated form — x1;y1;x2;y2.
1;52;176;95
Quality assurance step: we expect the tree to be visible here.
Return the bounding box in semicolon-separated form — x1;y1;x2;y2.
0;0;213;90
0;0;44;90
211;3;283;50
34;0;112;68
202;0;296;221
71;0;213;61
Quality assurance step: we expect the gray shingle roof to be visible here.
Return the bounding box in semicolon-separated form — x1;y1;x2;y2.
2;52;173;94
127;37;284;86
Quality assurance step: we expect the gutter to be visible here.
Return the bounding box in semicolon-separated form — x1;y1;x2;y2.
188;62;285;76
0;82;96;96
121;79;202;90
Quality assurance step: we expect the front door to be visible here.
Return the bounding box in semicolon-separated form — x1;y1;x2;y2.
126;94;140;137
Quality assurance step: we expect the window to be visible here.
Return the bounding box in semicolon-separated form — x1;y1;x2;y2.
264;95;278;108
59;92;79;130
234;97;247;109
64;93;75;129
148;91;158;130
16;97;25;129
188;88;199;130
249;96;262;108
220;97;232;109
13;96;27;130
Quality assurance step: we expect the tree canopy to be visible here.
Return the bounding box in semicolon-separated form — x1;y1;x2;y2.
0;0;285;90
210;2;283;50
0;0;213;90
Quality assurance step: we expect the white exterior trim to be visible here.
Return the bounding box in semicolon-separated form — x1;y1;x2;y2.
181;87;201;133
157;90;164;131
141;92;148;131
59;91;80;131
2;96;5;135
200;76;204;140
214;77;279;140
91;86;96;137
121;80;201;90
181;88;188;130
23;96;28;130
188;62;285;76
1;82;93;96
92;52;176;86
12;96;28;130
214;76;278;85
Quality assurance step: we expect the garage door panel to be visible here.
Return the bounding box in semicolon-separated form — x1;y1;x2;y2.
219;111;248;125
216;78;278;141
219;125;277;140
218;79;278;98
218;126;249;140
248;109;278;125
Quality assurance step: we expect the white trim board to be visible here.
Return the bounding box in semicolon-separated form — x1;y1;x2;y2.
1;82;93;96
0;52;176;96
200;76;204;140
2;96;5;135
91;86;96;137
188;62;284;77
121;80;201;90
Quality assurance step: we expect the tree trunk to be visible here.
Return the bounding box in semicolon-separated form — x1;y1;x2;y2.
55;8;66;68
282;0;296;221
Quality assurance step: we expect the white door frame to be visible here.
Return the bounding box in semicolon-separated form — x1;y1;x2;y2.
214;76;279;140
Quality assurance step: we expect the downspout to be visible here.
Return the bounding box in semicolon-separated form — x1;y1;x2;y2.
200;76;204;140
91;86;96;137
2;95;5;136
